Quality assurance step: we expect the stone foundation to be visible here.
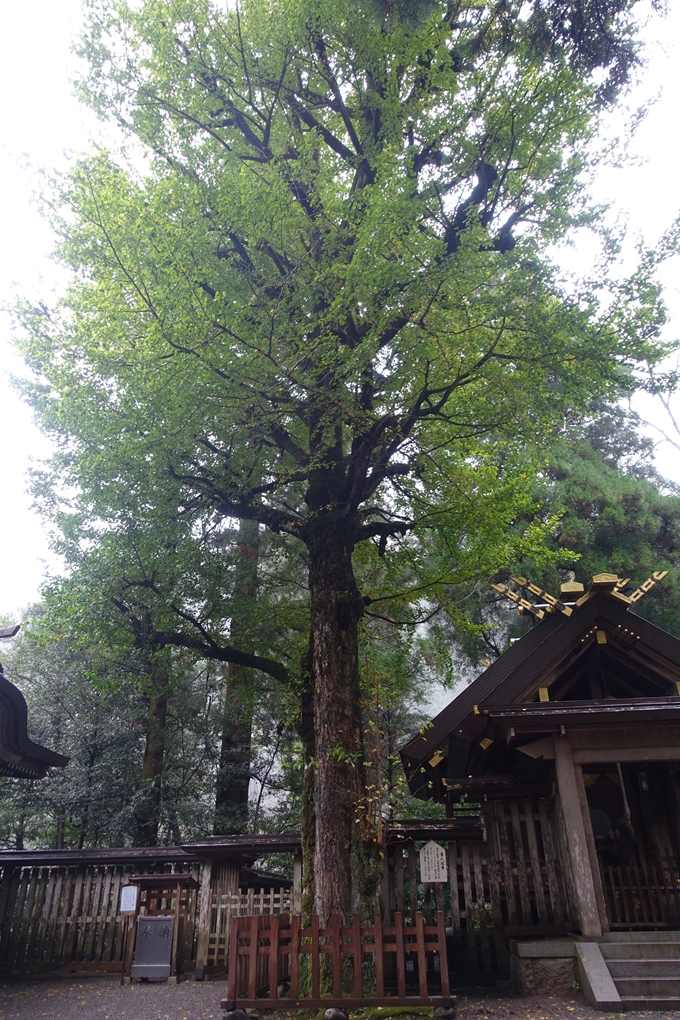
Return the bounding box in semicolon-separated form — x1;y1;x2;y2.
509;939;578;996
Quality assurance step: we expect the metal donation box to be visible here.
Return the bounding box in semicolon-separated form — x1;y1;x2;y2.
130;915;176;980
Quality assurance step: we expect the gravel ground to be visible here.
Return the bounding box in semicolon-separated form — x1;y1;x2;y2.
1;981;679;1020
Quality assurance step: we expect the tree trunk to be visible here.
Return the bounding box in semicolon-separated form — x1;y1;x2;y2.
214;518;259;835
55;803;65;850
134;656;170;846
298;637;316;923
306;509;367;924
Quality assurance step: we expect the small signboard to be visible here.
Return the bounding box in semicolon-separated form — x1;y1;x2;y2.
130;915;175;981
119;884;139;914
419;839;447;883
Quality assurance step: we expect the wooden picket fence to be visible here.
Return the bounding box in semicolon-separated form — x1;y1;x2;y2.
200;884;292;976
222;911;453;1010
0;863;151;974
0;857;287;977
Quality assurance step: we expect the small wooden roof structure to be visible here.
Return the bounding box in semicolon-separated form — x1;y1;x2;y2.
0;625;69;779
401;571;680;802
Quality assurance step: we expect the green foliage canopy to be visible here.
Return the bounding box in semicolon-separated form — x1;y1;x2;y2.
16;0;673;917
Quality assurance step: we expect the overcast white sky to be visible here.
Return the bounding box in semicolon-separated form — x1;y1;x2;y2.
0;1;679;621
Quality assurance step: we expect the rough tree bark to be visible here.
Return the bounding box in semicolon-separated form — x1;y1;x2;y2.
134;655;170;846
298;638;316;923
214;518;260;835
304;439;372;923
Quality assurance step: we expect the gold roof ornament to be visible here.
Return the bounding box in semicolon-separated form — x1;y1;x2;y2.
492;570;669;618
591;573;619;587
511;576;572;616
491;582;544;618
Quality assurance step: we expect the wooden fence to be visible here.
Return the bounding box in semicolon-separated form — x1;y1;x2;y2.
0;857;288;977
383;798;570;981
199;883;292;977
223;911;452;1010
0;862;156;975
0;799;571;982
598;848;680;927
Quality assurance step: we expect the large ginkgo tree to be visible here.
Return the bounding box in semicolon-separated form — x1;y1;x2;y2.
18;0;672;920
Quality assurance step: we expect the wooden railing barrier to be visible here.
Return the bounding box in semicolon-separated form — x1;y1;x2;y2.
222;911;453;1010
598;847;680;927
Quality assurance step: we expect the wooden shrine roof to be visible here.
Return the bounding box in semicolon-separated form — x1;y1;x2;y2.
0;671;69;779
0;625;69;780
401;577;680;801
0;846;196;866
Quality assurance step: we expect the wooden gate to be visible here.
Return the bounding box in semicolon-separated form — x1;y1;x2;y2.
222;911;452;1010
198;881;291;977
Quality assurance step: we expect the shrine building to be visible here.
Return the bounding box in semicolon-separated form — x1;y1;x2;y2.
400;571;680;1009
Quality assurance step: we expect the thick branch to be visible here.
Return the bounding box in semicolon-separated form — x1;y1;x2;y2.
154;629;290;684
167;464;301;533
358;518;411;555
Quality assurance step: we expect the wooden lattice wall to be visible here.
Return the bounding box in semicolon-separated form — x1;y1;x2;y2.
0;799;571;981
382;797;571;981
0;860;200;975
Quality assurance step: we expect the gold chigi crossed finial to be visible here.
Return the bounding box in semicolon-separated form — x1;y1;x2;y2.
491;571;668;618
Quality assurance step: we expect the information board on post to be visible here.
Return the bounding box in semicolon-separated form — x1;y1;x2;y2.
419;839;447;883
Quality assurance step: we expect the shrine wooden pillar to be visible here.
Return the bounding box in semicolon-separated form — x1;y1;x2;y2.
194;858;213;980
553;733;602;937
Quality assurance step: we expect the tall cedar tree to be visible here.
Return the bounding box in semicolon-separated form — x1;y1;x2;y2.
18;0;671;920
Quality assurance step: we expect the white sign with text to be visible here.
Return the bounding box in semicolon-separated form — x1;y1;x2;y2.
119;884;139;913
419;839;447;883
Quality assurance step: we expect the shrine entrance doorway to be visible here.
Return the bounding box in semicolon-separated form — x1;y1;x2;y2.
585;762;680;928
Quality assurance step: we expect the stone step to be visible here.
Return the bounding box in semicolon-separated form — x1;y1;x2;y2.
607;958;680;977
601;942;680;960
621;998;680;1011
603;930;680;942
613;976;680;997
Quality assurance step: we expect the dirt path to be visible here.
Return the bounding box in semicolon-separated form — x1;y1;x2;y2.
0;981;678;1020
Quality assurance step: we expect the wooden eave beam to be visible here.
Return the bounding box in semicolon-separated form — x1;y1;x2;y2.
519;721;680;764
445;774;553;799
486;696;680;733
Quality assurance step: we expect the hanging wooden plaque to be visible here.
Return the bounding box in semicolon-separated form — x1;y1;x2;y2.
419;839;447;882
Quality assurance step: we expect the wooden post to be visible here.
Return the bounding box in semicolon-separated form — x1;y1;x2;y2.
553;733;602;937
574;762;610;932
290;914;300;998
373;912;384;997
169;881;182;982
247;915;258;1000
268;914;279;999
380;848;391;923
293;849;303;914
195;858;213;980
407;841;418;922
